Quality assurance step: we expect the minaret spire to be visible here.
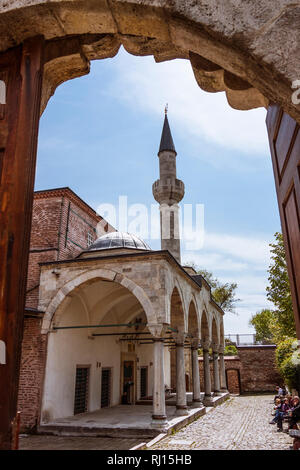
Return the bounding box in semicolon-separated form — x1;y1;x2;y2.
152;109;185;264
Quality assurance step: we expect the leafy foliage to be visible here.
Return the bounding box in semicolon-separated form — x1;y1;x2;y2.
275;338;300;391
266;232;295;341
224;344;238;356
249;233;296;344
186;264;239;314
249;309;274;344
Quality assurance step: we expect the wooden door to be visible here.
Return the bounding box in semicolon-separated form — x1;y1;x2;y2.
266;105;300;339
123;360;134;404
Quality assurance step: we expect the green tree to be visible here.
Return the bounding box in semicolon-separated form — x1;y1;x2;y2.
266;232;296;341
249;309;274;344
186;264;239;313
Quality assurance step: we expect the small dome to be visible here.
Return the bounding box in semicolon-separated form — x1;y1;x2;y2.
89;231;151;252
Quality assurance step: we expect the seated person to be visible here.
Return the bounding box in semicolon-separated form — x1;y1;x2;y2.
270;398;282;424
288;396;300;430
276;398;290;432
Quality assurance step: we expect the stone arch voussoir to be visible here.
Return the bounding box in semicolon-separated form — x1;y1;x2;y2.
41;267;156;333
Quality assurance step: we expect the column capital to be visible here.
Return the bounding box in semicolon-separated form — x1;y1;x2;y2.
172;331;186;346
191;338;200;350
147;323;165;338
211;341;219;353
201;338;211;352
218;344;225;354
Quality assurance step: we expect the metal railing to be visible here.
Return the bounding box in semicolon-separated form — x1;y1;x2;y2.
225;334;274;346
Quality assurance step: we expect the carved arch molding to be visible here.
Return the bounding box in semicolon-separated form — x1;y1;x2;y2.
0;0;299;121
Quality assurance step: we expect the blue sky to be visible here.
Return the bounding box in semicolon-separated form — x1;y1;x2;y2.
36;47;281;334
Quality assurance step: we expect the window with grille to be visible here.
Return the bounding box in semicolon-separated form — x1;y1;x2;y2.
140;367;147;398
101;368;111;408
74;366;89;415
87;231;94;247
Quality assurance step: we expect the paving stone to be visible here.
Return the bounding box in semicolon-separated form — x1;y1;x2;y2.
19;435;148;450
152;395;293;450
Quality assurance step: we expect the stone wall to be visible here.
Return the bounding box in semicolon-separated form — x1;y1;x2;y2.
198;346;282;395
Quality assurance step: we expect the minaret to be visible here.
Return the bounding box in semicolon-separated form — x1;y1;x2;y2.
152;108;185;263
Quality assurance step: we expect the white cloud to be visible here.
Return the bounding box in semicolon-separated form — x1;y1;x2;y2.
182;230;272;334
182;231;270;270
103;48;269;156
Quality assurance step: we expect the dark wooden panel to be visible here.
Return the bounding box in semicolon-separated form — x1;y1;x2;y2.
266;104;300;340
275;113;297;177
0;148;3;184
0;37;44;450
140;367;147;398
284;189;300;299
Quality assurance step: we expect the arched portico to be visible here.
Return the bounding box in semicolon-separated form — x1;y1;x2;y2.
41;272;168;424
169;286;188;415
187;300;201;406
200;310;212;402
41;267;157;333
219;321;227;391
211;316;221;395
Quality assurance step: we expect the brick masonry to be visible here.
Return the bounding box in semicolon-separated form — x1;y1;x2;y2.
198;345;282;395
18;188;114;431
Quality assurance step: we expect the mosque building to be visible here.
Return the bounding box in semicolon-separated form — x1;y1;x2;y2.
18;112;227;435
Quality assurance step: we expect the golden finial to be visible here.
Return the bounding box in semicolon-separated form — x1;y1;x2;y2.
164;103;168;115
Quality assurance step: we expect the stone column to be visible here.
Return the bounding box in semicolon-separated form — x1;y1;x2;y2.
152;338;167;423
219;345;227;391
148;324;167;429
202;339;212;403
174;332;188;415
212;343;221;395
191;340;202;407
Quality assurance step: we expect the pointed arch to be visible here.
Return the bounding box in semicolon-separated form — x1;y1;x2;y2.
187;299;200;340
41;267;156;333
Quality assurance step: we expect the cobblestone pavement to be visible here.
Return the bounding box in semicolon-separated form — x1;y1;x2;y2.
19;435;148;450
152;395;293;450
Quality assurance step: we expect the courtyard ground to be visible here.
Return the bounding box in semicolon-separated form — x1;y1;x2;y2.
19;395;293;450
152;394;292;451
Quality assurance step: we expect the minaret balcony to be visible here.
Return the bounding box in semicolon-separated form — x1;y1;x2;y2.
152;178;185;204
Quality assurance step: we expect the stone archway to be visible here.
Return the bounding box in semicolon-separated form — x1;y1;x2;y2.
1;1;300;120
40;273;153;423
1;0;300;449
41;267;157;333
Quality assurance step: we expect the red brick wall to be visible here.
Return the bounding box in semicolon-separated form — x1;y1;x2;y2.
25;189;114;309
198;347;281;394
18;316;47;432
237;346;282;393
